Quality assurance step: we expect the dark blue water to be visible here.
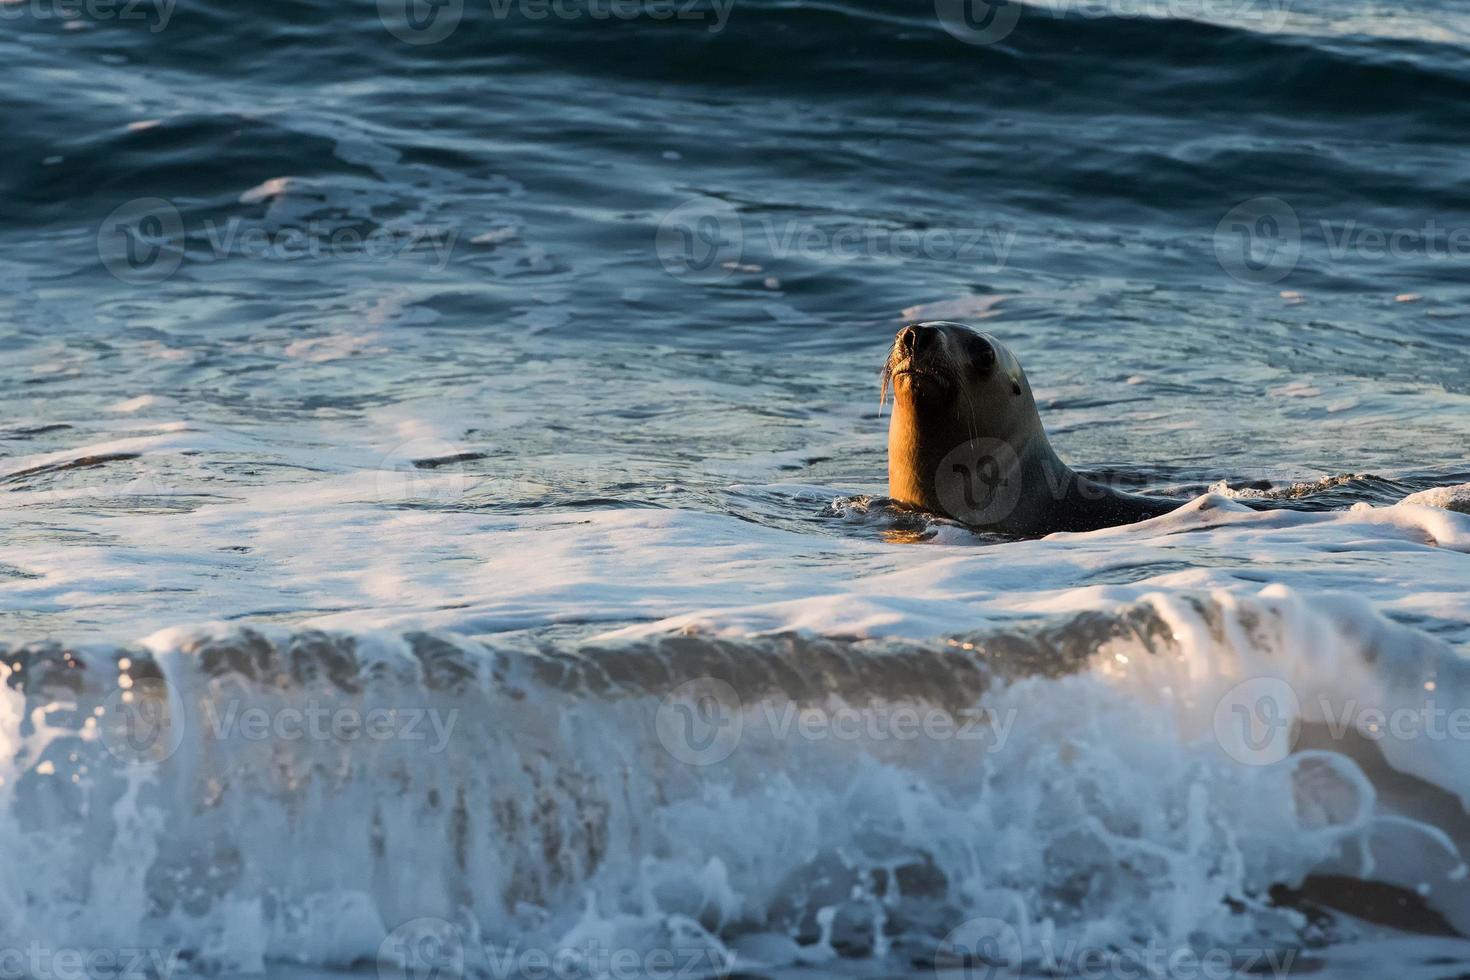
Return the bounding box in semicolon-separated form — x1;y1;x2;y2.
5;0;1470;378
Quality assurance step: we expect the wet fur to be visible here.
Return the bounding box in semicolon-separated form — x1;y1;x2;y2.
884;322;1182;537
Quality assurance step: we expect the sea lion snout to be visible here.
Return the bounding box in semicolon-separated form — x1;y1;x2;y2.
897;323;938;356
884;324;959;401
895;321;995;366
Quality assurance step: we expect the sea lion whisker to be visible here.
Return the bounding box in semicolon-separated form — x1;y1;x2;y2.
879;349;896;412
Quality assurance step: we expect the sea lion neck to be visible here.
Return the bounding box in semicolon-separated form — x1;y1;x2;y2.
886;389;1069;521
886;388;948;513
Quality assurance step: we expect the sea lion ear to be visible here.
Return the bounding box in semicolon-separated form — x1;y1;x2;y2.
1011;378;1022;395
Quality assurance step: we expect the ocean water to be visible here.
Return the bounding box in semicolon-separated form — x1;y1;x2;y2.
3;0;1470;976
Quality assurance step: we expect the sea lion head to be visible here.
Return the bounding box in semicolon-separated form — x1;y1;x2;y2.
883;321;1053;527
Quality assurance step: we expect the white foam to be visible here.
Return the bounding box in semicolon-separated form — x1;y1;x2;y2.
1400;483;1470;515
5;414;1470;973
4;587;1470;972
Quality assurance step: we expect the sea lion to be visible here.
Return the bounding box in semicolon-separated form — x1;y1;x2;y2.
882;321;1182;536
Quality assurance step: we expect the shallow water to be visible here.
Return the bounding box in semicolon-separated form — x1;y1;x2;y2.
3;0;1470;975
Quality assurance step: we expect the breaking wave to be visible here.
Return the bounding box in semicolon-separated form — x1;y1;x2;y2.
4;586;1468;974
